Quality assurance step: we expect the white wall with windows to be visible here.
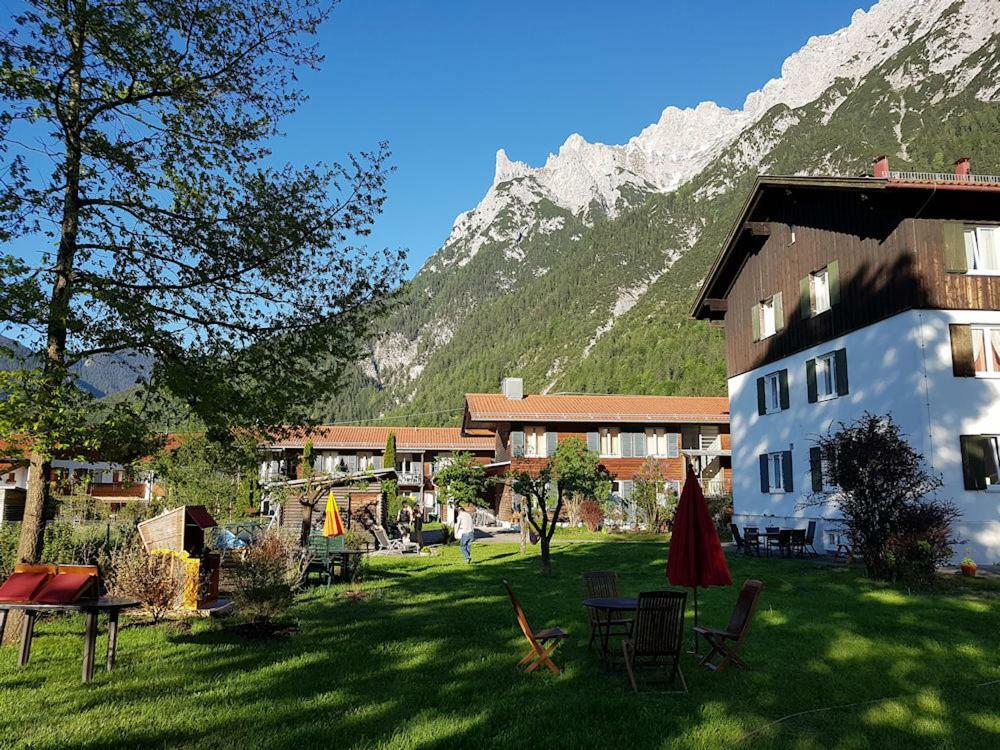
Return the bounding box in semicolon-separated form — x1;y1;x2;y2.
728;308;1000;563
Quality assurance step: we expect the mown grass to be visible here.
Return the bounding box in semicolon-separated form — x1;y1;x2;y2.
1;542;998;749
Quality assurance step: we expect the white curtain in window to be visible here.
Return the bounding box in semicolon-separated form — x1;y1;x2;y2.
991;329;1000;372
972;328;986;372
976;227;1000;271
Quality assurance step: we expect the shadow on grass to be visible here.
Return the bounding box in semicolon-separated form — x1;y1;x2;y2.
1;542;998;749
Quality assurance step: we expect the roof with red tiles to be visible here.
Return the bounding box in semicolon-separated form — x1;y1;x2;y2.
464;393;729;425
264;426;496;451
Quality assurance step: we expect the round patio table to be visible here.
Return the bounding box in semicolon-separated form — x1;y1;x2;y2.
582;597;637;660
0;597;140;683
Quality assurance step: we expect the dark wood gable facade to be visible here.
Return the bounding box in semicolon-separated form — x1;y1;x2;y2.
694;176;1000;377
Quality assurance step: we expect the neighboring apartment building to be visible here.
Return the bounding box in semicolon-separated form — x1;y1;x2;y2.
259;426;497;520
462;379;731;522
692;157;1000;563
0;441;157;522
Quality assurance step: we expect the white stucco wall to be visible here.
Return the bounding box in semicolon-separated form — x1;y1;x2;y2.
728;308;1000;564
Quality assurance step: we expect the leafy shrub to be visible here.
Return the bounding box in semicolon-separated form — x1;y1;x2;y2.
805;413;955;580
578;500;604;532
231;533;304;625
706;493;733;531
886;499;961;584
106;542;183;622
343;529;371;551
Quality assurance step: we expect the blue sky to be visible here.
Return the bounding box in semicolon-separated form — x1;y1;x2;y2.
274;0;870;274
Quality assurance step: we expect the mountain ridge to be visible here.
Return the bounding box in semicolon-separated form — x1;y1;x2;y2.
319;0;999;426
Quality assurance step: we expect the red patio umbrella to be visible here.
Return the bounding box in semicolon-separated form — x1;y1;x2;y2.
667;465;733;652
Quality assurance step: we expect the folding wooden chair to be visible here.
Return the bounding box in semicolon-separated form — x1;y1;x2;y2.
729;523;745;553
695;579;764;673
621;590;687;693
582;571;630;656
803;520;819;556
743;527;761;557
502;579;568;675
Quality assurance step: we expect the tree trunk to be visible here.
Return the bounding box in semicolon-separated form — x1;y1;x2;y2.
13;0;85;573
17;453;50;564
539;536;551;576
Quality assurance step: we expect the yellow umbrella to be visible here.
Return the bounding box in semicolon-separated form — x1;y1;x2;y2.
322;491;346;538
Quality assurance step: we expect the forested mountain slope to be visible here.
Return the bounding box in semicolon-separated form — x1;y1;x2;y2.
317;0;1000;425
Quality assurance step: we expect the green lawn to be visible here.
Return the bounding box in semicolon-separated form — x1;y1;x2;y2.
1;543;998;749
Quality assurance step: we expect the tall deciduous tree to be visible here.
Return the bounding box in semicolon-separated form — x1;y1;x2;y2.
0;0;405;573
513;437;606;574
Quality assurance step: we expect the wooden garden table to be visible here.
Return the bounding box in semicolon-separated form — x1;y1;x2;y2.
0;597;140;683
582;597;637;660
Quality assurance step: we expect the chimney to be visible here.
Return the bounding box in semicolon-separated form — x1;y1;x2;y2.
954;157;971;177
501;377;523;401
873;156;889;178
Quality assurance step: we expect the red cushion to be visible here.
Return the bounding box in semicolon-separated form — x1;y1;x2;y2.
0;572;50;603
31;573;97;604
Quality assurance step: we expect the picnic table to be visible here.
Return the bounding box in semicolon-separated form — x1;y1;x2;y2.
582;597;637;660
0;597;140;683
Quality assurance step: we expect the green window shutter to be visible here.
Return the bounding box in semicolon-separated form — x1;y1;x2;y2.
667;433;680;459
778;369;790;410
799;275;812;319
756;377;766;416
586;431;599;452
545;431;558;457
511;430;525;457
759;454;769;493
834;349;849;396
942;221;968;273
782;450;794;493
751;304;761;342
773;292;784;332
960;435;988;490
806;358;818;403
828;260;840;305
621;432;634;458
949;324;975;377
633;431;646;457
547;481;558;503
372;455;383;470
809;447;823;492
622;480;634;499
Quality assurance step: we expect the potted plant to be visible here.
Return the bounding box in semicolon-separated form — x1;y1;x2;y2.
960;553;977;578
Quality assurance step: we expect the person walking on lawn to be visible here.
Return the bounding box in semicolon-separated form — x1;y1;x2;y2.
412;501;424;548
456;503;475;563
397;501;413;544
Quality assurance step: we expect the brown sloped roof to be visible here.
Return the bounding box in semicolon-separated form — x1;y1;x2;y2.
464;393;729;425
265;426;495;451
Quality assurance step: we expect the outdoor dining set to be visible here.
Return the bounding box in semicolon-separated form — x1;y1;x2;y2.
503;571;764;693
730;520;821;558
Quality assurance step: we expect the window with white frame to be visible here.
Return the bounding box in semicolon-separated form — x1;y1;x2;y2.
815;352;837;401
768;452;786;492
646;428;669;456
763;371;782;414
760;296;777;339
964;225;1000;273
600;427;621;457
524;426;545;457
810;267;831;315
972;325;1000;375
357;452;374;470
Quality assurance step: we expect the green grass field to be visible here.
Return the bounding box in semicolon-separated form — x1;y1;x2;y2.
1;542;998;749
